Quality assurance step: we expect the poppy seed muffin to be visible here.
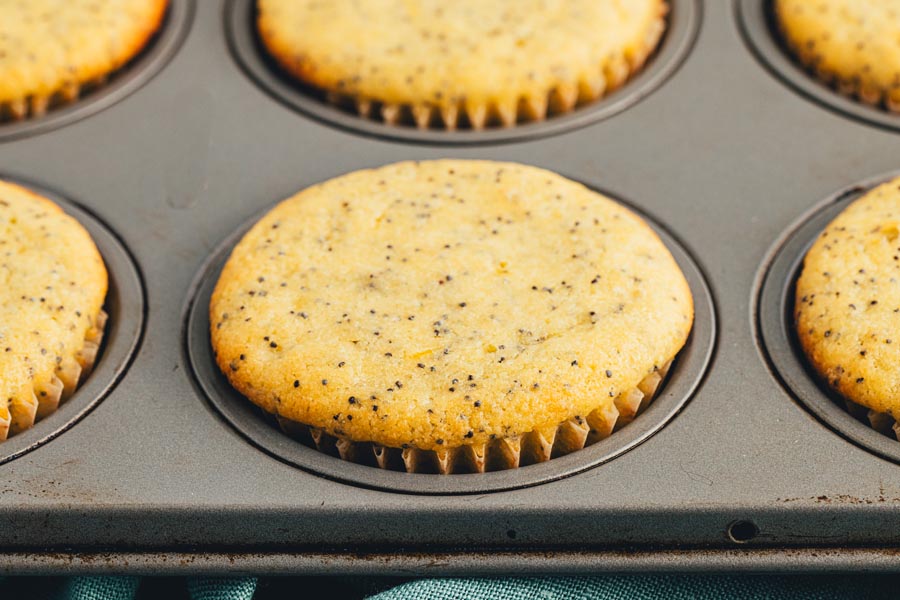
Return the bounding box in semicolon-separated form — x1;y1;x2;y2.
211;161;693;473
0;181;108;441
0;0;168;122
257;0;668;130
775;0;900;112
796;177;900;440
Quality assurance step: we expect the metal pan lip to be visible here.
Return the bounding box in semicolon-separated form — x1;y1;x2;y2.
755;169;900;466
225;0;701;146
0;0;195;144
183;172;717;495
0;177;147;466
737;0;900;133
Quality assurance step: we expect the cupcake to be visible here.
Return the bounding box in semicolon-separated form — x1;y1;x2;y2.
775;0;900;112
210;160;694;473
256;0;668;130
0;0;169;122
796;177;900;441
0;181;108;441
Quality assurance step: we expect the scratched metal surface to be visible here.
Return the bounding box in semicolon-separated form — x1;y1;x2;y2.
1;0;900;574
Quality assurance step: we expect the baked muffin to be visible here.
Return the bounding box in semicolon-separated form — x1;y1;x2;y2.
0;181;108;442
775;0;900;112
210;160;694;473
0;0;168;122
257;0;668;129
796;177;900;440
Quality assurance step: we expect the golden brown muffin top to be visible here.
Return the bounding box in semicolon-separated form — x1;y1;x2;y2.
211;160;693;451
257;0;667;128
0;0;168;105
797;177;900;418
0;181;108;427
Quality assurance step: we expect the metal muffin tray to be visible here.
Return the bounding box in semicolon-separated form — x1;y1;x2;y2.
3;0;900;575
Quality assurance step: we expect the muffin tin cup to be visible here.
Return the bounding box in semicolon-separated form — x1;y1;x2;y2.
0;179;146;466
737;0;900;132
226;0;701;145
0;0;194;143
185;188;716;495
756;170;900;466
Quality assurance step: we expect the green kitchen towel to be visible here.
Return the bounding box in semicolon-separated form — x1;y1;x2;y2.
58;576;257;600
2;574;900;599
366;575;900;600
59;577;142;600
186;577;258;600
0;576;257;600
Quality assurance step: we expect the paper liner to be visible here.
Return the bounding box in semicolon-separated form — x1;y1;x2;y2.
0;310;107;442
843;399;900;443
777;25;900;115
0;75;112;124
816;67;900;115
317;4;668;131
270;360;672;474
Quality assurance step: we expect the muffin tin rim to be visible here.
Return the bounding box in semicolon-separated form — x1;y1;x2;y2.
0;0;195;144
0;177;147;466
736;0;900;134
183;173;718;495
224;0;702;146
755;169;900;466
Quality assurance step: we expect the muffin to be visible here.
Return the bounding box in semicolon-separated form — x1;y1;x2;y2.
0;0;169;122
775;0;900;112
210;160;694;473
796;177;900;440
0;181;108;442
257;0;668;130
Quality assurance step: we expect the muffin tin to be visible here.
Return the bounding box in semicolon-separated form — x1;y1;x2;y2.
3;0;900;575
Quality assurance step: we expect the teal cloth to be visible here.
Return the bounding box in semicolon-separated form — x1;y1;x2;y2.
0;576;257;599
369;576;900;600
61;577;142;600
2;574;900;599
186;577;259;600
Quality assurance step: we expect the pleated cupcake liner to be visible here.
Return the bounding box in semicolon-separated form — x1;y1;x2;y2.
0;310;107;441
0;75;114;123
267;360;672;475
777;24;900;114
809;65;900;114
843;399;900;442
318;4;668;131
